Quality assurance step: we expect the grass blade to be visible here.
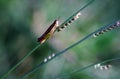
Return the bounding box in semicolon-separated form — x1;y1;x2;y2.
57;0;95;31
0;44;41;79
21;20;120;79
59;57;120;78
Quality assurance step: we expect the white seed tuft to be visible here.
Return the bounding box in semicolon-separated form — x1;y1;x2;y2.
52;53;55;57
48;56;52;59
117;21;120;26
93;34;97;37
44;58;47;62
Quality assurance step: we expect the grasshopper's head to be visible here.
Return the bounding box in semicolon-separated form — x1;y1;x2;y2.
54;19;59;27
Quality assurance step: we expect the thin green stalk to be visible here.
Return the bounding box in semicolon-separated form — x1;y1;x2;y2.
0;44;41;79
21;20;120;79
58;0;95;28
56;0;95;31
0;1;95;78
59;57;120;78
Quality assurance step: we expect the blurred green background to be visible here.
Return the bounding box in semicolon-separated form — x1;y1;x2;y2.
0;0;120;79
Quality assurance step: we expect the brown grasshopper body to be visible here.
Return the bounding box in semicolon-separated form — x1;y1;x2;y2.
38;20;59;44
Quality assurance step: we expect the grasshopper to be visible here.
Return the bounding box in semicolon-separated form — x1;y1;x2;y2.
37;20;59;44
37;0;94;44
37;12;82;44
